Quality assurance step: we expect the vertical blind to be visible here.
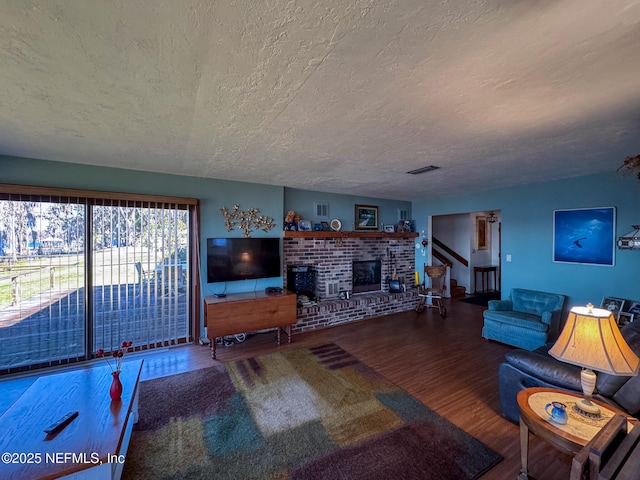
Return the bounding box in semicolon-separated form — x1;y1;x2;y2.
0;185;199;374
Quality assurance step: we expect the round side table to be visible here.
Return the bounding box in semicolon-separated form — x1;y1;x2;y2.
516;387;634;480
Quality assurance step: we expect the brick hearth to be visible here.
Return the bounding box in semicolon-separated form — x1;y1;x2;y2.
283;234;418;331
293;290;419;333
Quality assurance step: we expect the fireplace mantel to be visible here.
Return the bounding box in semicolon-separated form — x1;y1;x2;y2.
283;231;418;239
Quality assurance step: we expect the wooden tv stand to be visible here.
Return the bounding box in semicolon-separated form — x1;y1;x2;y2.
204;290;297;359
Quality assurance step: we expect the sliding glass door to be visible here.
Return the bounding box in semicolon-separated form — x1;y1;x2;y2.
0;199;86;371
91;203;189;352
0;193;193;374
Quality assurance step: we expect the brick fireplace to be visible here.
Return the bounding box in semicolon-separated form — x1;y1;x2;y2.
283;235;415;298
283;233;418;332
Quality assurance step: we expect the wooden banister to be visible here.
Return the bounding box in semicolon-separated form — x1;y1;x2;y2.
432;237;469;267
432;249;453;267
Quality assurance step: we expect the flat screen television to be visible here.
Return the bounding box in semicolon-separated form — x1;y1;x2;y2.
207;237;281;283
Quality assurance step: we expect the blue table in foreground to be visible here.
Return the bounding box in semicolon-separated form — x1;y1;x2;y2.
0;359;143;480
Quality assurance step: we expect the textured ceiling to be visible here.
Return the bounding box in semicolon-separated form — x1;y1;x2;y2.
1;1;639;201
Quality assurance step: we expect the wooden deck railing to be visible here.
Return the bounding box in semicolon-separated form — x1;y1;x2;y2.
0;266;55;306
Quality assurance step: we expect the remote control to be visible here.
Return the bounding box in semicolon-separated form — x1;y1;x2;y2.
44;411;79;435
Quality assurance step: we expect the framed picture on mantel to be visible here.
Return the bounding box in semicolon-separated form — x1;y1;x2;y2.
355;205;379;230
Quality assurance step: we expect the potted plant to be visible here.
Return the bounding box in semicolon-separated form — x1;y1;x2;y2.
618;154;640;180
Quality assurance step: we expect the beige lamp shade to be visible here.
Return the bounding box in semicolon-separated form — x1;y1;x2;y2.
549;305;640;376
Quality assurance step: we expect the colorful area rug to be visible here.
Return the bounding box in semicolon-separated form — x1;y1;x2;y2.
123;344;502;479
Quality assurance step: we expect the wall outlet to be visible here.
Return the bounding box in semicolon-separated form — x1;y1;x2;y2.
506;254;512;262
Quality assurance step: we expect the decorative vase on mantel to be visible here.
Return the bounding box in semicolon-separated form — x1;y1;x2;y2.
110;371;123;401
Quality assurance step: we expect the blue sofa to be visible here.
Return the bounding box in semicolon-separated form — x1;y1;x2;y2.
482;288;566;350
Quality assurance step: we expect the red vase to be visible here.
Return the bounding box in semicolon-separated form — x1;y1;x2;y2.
110;371;123;401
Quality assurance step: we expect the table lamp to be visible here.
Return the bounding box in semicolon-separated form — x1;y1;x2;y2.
549;303;639;419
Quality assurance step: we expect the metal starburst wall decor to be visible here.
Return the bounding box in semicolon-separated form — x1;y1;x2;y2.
220;204;276;237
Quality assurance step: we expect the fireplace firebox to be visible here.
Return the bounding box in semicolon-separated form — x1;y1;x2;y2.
352;260;382;293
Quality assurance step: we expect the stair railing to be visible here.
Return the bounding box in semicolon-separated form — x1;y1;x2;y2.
431;237;470;299
432;237;469;267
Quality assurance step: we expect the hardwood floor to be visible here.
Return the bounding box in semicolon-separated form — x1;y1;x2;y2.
1;298;573;479
138;298;572;480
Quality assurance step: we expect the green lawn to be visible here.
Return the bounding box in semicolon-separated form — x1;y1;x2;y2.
0;247;162;309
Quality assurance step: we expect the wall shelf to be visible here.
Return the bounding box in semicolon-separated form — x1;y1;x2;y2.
283;231;418;240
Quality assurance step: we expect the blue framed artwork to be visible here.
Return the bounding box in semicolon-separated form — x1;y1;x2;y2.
553;207;615;266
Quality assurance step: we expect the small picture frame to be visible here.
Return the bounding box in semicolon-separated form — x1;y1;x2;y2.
618;312;634;327
355;204;379;230
384;225;395;233
298;220;311;232
396;221;411;233
321;221;331;231
628;301;640;316
388;279;402;293
601;297;626;319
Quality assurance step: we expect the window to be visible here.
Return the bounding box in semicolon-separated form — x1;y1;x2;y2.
0;186;199;374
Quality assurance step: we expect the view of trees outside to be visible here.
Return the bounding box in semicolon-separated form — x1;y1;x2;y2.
0;199;189;373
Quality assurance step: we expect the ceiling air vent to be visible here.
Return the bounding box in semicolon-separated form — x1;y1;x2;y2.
407;165;440;175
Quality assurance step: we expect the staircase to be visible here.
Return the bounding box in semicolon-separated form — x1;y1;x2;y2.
432;237;468;299
449;278;466;298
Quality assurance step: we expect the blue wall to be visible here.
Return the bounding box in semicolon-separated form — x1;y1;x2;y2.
412;172;640;307
284;187;411;231
5;155;637;309
0;156;411;297
0;155;284;297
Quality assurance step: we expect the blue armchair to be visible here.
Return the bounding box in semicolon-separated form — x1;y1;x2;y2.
482;288;566;350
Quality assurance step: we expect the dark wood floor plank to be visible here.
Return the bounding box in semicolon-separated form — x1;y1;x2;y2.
1;298;573;479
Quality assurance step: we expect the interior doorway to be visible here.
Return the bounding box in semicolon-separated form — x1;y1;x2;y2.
429;210;501;298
